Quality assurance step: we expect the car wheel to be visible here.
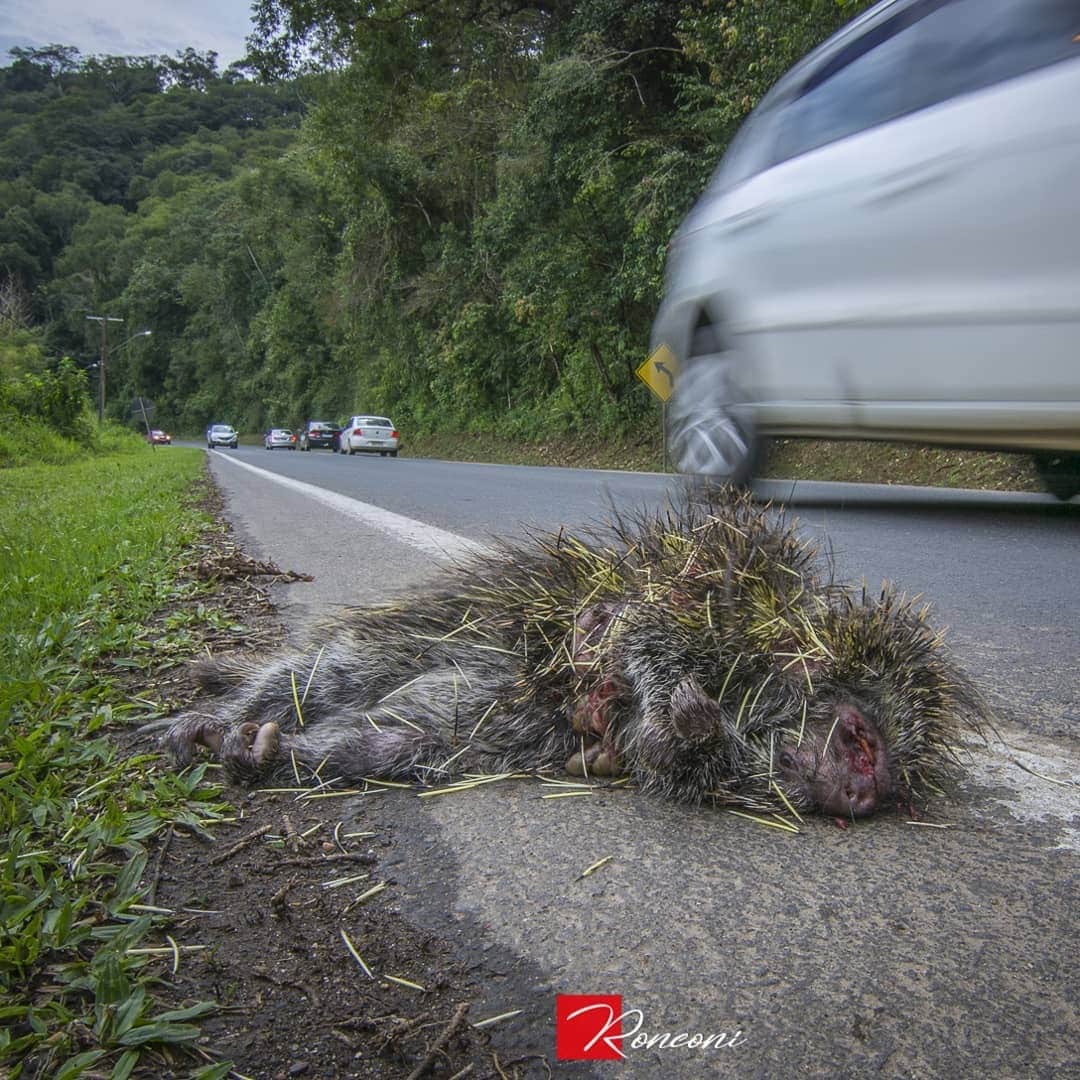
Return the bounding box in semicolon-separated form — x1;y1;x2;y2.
347;445;355;456
379;451;387;457
391;450;398;458
665;322;760;487
1033;452;1080;501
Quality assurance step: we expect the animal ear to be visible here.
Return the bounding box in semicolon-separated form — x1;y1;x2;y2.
670;674;724;741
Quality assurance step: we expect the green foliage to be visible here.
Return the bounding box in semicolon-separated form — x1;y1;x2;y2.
0;327;47;379
0;417;146;468
0;335;95;454
2;2;874;445
0;451;237;1075
675;0;873;146
0;329;150;464
0;355;89;426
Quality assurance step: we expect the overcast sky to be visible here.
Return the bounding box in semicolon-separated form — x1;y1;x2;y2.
1;0;257;68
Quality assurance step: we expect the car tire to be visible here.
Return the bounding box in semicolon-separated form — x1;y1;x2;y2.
347;445;355;456
379;451;387;457
666;322;760;487
1034;452;1080;501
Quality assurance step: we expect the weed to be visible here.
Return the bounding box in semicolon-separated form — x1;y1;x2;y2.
0;450;238;1076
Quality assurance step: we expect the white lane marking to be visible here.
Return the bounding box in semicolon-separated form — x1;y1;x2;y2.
961;730;1080;854
212;453;494;562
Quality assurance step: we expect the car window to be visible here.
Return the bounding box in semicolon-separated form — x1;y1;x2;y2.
770;4;925;166
908;0;1079;112
712;105;784;192
770;0;1079;168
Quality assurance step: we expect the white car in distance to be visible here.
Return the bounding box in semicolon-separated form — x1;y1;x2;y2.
338;416;400;457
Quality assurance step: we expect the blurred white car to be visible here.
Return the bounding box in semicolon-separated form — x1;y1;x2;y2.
338;415;400;457
652;0;1080;499
206;424;238;449
264;428;297;450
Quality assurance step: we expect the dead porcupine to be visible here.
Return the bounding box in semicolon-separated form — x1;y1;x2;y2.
162;488;988;818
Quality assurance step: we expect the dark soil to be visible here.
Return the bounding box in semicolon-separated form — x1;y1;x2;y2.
121;477;556;1080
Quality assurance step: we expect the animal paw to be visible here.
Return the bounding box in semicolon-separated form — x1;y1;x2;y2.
220;721;281;782
565;740;620;778
163;716;227;765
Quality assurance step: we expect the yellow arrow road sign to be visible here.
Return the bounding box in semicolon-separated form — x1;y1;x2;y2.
635;344;679;403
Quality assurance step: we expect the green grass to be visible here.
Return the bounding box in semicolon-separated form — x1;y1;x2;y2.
0;449;239;1079
0;419;148;469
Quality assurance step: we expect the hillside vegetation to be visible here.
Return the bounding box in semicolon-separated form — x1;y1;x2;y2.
1;1;872;446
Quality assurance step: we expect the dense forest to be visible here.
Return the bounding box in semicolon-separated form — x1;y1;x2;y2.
0;0;870;444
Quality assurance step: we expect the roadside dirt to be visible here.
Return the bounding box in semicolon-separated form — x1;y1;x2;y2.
121;477;554;1080
401;432;1048;493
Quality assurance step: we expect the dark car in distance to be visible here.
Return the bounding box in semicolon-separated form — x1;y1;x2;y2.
299;421;341;451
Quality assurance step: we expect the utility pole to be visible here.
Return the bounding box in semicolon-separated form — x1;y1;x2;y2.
86;315;124;423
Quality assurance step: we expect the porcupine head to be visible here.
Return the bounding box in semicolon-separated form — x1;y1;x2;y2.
565;496;988;820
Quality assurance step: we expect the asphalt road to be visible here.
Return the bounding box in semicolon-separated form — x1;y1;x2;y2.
198;444;1078;1078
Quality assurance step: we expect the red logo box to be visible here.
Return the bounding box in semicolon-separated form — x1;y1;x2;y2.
556;994;625;1060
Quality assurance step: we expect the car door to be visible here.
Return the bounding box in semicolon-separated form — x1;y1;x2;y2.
862;0;1080;439
711;1;928;429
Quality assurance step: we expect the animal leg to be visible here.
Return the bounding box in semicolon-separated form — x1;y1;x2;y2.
163;713;231;766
